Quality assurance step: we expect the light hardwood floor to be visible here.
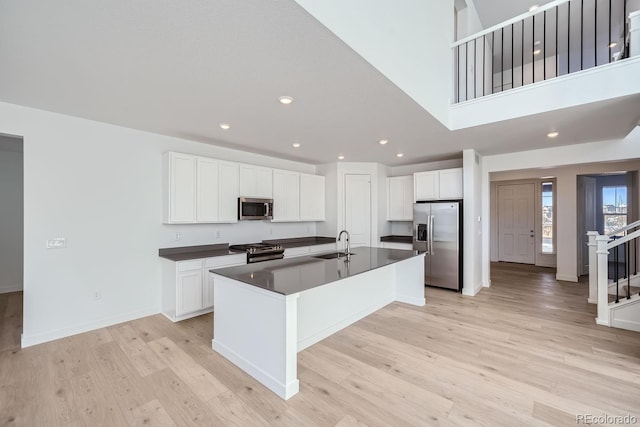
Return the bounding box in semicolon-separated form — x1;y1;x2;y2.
2;263;640;426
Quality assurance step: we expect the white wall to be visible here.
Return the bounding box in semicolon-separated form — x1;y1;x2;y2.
0;146;23;293
293;0;455;126
482;126;640;286
390;158;463;176
0;101;320;346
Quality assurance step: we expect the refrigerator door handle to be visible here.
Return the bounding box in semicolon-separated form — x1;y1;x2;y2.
430;215;435;255
414;224;419;241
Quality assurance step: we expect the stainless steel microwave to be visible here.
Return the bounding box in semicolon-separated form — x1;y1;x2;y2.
238;197;273;221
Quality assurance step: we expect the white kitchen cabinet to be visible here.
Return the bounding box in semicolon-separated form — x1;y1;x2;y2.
218;161;239;222
165;152;196;223
163;152;239;224
414;168;463;201
196;157;219;222
272;169;300;221
438;168;463;199
300;173;325;221
162;253;246;322
387;175;413;221
176;269;204;316
239;164;273;198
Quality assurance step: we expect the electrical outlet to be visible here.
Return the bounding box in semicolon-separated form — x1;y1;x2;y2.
46;238;66;249
174;232;181;241
93;290;102;301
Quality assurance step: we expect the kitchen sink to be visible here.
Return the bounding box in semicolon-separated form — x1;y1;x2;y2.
313;251;354;260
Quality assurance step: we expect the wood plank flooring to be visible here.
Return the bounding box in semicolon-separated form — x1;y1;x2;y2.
2;263;640;426
0;291;22;353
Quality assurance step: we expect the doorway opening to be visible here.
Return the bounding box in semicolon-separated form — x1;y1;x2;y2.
0;133;24;352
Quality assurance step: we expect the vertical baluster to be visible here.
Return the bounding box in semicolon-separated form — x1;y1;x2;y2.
635;235;637;275
522;20;525;86
624;0;628;57
457;45;460;103
609;0;612;63
533;14;536;83
568;1;571;74
615;243;619;303
483;35;486;96
465;43;468;101
555;6;556;77
501;27;504;91
595;0;598;66
474;38;477;98
492;31;495;94
626;241;631;299
544;10;547;80
581;0;584;70
511;23;514;90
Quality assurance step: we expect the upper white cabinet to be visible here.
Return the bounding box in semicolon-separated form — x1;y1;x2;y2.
272;169;300;221
163;152;239;224
239;164;273;198
387;175;413;221
300;173;325;221
414;168;463;201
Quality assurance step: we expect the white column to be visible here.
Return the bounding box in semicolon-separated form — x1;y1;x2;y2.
595;235;611;326
587;231;599;304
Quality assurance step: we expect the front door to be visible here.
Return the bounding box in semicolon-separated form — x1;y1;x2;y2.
498;183;536;264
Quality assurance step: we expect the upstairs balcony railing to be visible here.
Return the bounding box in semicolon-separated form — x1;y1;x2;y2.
452;0;635;103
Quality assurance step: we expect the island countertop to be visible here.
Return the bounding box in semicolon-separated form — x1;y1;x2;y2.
210;246;421;295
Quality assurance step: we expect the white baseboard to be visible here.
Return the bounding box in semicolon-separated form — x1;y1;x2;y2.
556;274;578;282
610;318;640;332
595;317;610;327
482;280;492;288
21;307;159;348
462;282;483;296
396;295;426;307
0;284;23;294
212;339;299;400
588;298;597;304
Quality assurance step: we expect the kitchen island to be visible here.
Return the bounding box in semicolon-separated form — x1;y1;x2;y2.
210;246;425;399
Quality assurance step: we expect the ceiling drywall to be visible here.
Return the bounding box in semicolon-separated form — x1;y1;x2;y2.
0;0;638;166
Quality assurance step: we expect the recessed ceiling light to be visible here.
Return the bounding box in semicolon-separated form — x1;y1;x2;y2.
219;123;231;130
547;131;559;138
396;153;404;158
278;96;294;105
533;49;542;55
292;143;301;148
609;42;618;48
529;4;539;12
338;154;345;160
379;139;389;145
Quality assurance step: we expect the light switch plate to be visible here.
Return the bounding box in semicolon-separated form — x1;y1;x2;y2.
46;238;66;249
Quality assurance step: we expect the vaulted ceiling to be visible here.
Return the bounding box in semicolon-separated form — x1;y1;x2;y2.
0;0;637;166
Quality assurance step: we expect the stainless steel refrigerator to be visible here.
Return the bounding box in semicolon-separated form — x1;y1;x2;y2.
413;201;462;291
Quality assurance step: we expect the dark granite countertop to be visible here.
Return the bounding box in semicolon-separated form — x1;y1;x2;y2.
210;246;422;295
380;235;413;244
261;236;336;249
159;244;235;261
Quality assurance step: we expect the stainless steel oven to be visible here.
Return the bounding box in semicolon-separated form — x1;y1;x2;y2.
238;197;273;221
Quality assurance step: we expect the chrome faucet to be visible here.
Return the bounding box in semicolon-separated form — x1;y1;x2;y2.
338;230;351;262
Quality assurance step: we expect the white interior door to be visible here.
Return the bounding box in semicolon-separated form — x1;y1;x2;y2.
345;174;371;247
498;183;535;264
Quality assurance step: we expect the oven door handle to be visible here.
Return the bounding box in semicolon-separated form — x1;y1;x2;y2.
265;202;270;218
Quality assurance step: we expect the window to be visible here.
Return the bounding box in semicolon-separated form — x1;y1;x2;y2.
603;185;627;236
541;182;553;253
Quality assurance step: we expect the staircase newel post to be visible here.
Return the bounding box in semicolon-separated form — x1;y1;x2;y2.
587;231;599;304
596;235;611;326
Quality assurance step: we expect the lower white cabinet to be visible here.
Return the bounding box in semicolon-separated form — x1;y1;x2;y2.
162;253;246;322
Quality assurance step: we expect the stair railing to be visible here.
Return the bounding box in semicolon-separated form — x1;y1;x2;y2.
452;0;633;103
594;228;640;326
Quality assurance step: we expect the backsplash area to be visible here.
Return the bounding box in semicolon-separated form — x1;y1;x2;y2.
390;221;412;236
161;221;319;247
